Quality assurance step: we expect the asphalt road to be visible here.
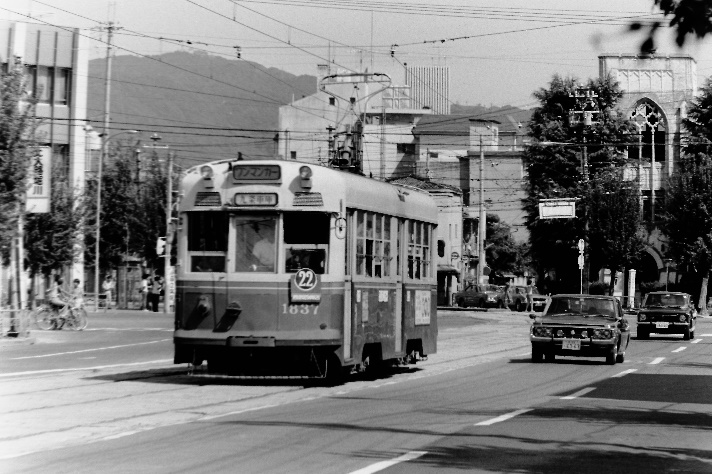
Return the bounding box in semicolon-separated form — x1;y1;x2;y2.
1;309;711;473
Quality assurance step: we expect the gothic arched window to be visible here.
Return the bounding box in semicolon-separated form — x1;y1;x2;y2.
628;101;666;163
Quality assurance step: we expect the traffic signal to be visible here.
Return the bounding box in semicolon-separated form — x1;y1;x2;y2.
156;237;166;256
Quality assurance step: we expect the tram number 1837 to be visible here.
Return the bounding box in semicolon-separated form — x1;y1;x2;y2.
281;304;319;315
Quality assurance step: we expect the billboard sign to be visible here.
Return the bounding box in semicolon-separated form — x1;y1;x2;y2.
538;198;577;219
27;147;51;213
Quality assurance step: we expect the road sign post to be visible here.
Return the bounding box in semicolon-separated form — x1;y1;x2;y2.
578;239;585;294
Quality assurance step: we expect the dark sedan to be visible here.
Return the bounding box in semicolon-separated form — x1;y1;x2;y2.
637;291;696;340
529;294;631;365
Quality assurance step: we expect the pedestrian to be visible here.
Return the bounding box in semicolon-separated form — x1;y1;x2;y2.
525;278;534;312
71;278;84;308
504;279;512;308
149;275;163;312
102;275;115;309
140;273;150;311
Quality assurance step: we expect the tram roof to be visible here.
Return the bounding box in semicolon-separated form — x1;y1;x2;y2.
182;160;439;223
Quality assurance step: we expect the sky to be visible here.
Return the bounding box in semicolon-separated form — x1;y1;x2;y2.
3;0;712;109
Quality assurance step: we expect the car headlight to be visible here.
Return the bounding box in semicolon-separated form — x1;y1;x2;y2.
638;314;647;321
679;315;686;322
592;329;613;339
533;327;552;337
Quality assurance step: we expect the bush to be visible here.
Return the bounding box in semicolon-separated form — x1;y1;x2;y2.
639;281;666;299
588;281;608;295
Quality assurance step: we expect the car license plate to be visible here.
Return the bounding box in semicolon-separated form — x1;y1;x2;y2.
656;322;669;329
562;339;580;350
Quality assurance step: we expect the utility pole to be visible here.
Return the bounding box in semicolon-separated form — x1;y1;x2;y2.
478;135;486;284
569;85;599;294
164;151;174;314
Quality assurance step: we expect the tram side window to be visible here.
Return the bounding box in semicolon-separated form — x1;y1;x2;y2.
283;212;329;274
407;221;431;280
234;215;277;273
355;211;394;278
188;212;228;272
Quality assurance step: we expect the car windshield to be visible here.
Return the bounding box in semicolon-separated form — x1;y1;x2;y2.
545;297;616;318
643;293;688;308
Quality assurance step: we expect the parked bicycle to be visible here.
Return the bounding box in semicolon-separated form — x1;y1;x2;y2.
33;297;88;331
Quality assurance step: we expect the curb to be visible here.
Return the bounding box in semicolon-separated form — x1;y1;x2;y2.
0;335;36;345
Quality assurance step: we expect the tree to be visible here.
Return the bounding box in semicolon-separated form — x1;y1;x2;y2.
661;77;712;313
633;1;712;53
587;171;645;295
83;144;172;274
522;74;635;292
24;161;85;277
0;59;37;263
662;154;712;314
484;214;531;282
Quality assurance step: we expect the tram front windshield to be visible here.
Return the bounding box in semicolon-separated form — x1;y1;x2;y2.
188;211;329;274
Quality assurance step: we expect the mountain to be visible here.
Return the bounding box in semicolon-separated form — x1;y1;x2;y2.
88;51;318;168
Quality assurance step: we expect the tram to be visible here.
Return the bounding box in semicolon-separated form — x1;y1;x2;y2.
173;159;438;378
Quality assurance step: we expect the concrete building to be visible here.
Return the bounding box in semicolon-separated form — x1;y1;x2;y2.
599;53;697;293
0;20;89;284
388;176;463;306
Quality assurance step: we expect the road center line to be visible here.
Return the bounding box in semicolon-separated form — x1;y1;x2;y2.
348;451;428;474
561;387;595;400
11;339;172;360
649;357;665;365
692;339;702;344
475;408;532;426
701;334;712;337
611;369;637;378
672;347;687;353
0;359;173;378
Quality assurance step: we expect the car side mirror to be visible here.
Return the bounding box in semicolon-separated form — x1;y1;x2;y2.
529;313;536;319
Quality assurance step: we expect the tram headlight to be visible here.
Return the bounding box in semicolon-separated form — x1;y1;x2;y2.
200;165;214;187
299;166;313;189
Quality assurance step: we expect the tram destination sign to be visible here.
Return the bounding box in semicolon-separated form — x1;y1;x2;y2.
234;193;278;206
233;164;281;183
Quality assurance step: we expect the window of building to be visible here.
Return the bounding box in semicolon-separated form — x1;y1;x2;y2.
36;66;52;103
290;150;297;160
55;69;70;105
629;101;666;163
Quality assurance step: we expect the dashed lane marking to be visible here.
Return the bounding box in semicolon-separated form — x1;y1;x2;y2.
692;339;702;344
611;369;637;378
649;357;665;365
561;387;596;400
348;451;428;474
11;339;172;360
475;408;532;426
672;347;687;353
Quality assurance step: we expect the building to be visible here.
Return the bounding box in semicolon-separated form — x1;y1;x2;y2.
0;20;90;285
387;176;463;306
599;53;697;294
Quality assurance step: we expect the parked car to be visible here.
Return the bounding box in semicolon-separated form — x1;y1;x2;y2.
529;294;631;365
637;291;696;340
509;285;548;312
453;284;505;308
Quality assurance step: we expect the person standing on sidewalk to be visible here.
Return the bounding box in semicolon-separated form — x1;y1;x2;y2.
140;274;150;311
525;278;534;312
102;275;115;310
149;275;163;312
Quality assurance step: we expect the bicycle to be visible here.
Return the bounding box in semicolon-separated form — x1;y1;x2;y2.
32;298;88;331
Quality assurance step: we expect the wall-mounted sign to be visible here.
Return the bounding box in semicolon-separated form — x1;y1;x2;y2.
451;252;459;260
27;147;51;213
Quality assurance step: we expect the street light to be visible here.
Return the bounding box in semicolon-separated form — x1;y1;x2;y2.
91;128;138;311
